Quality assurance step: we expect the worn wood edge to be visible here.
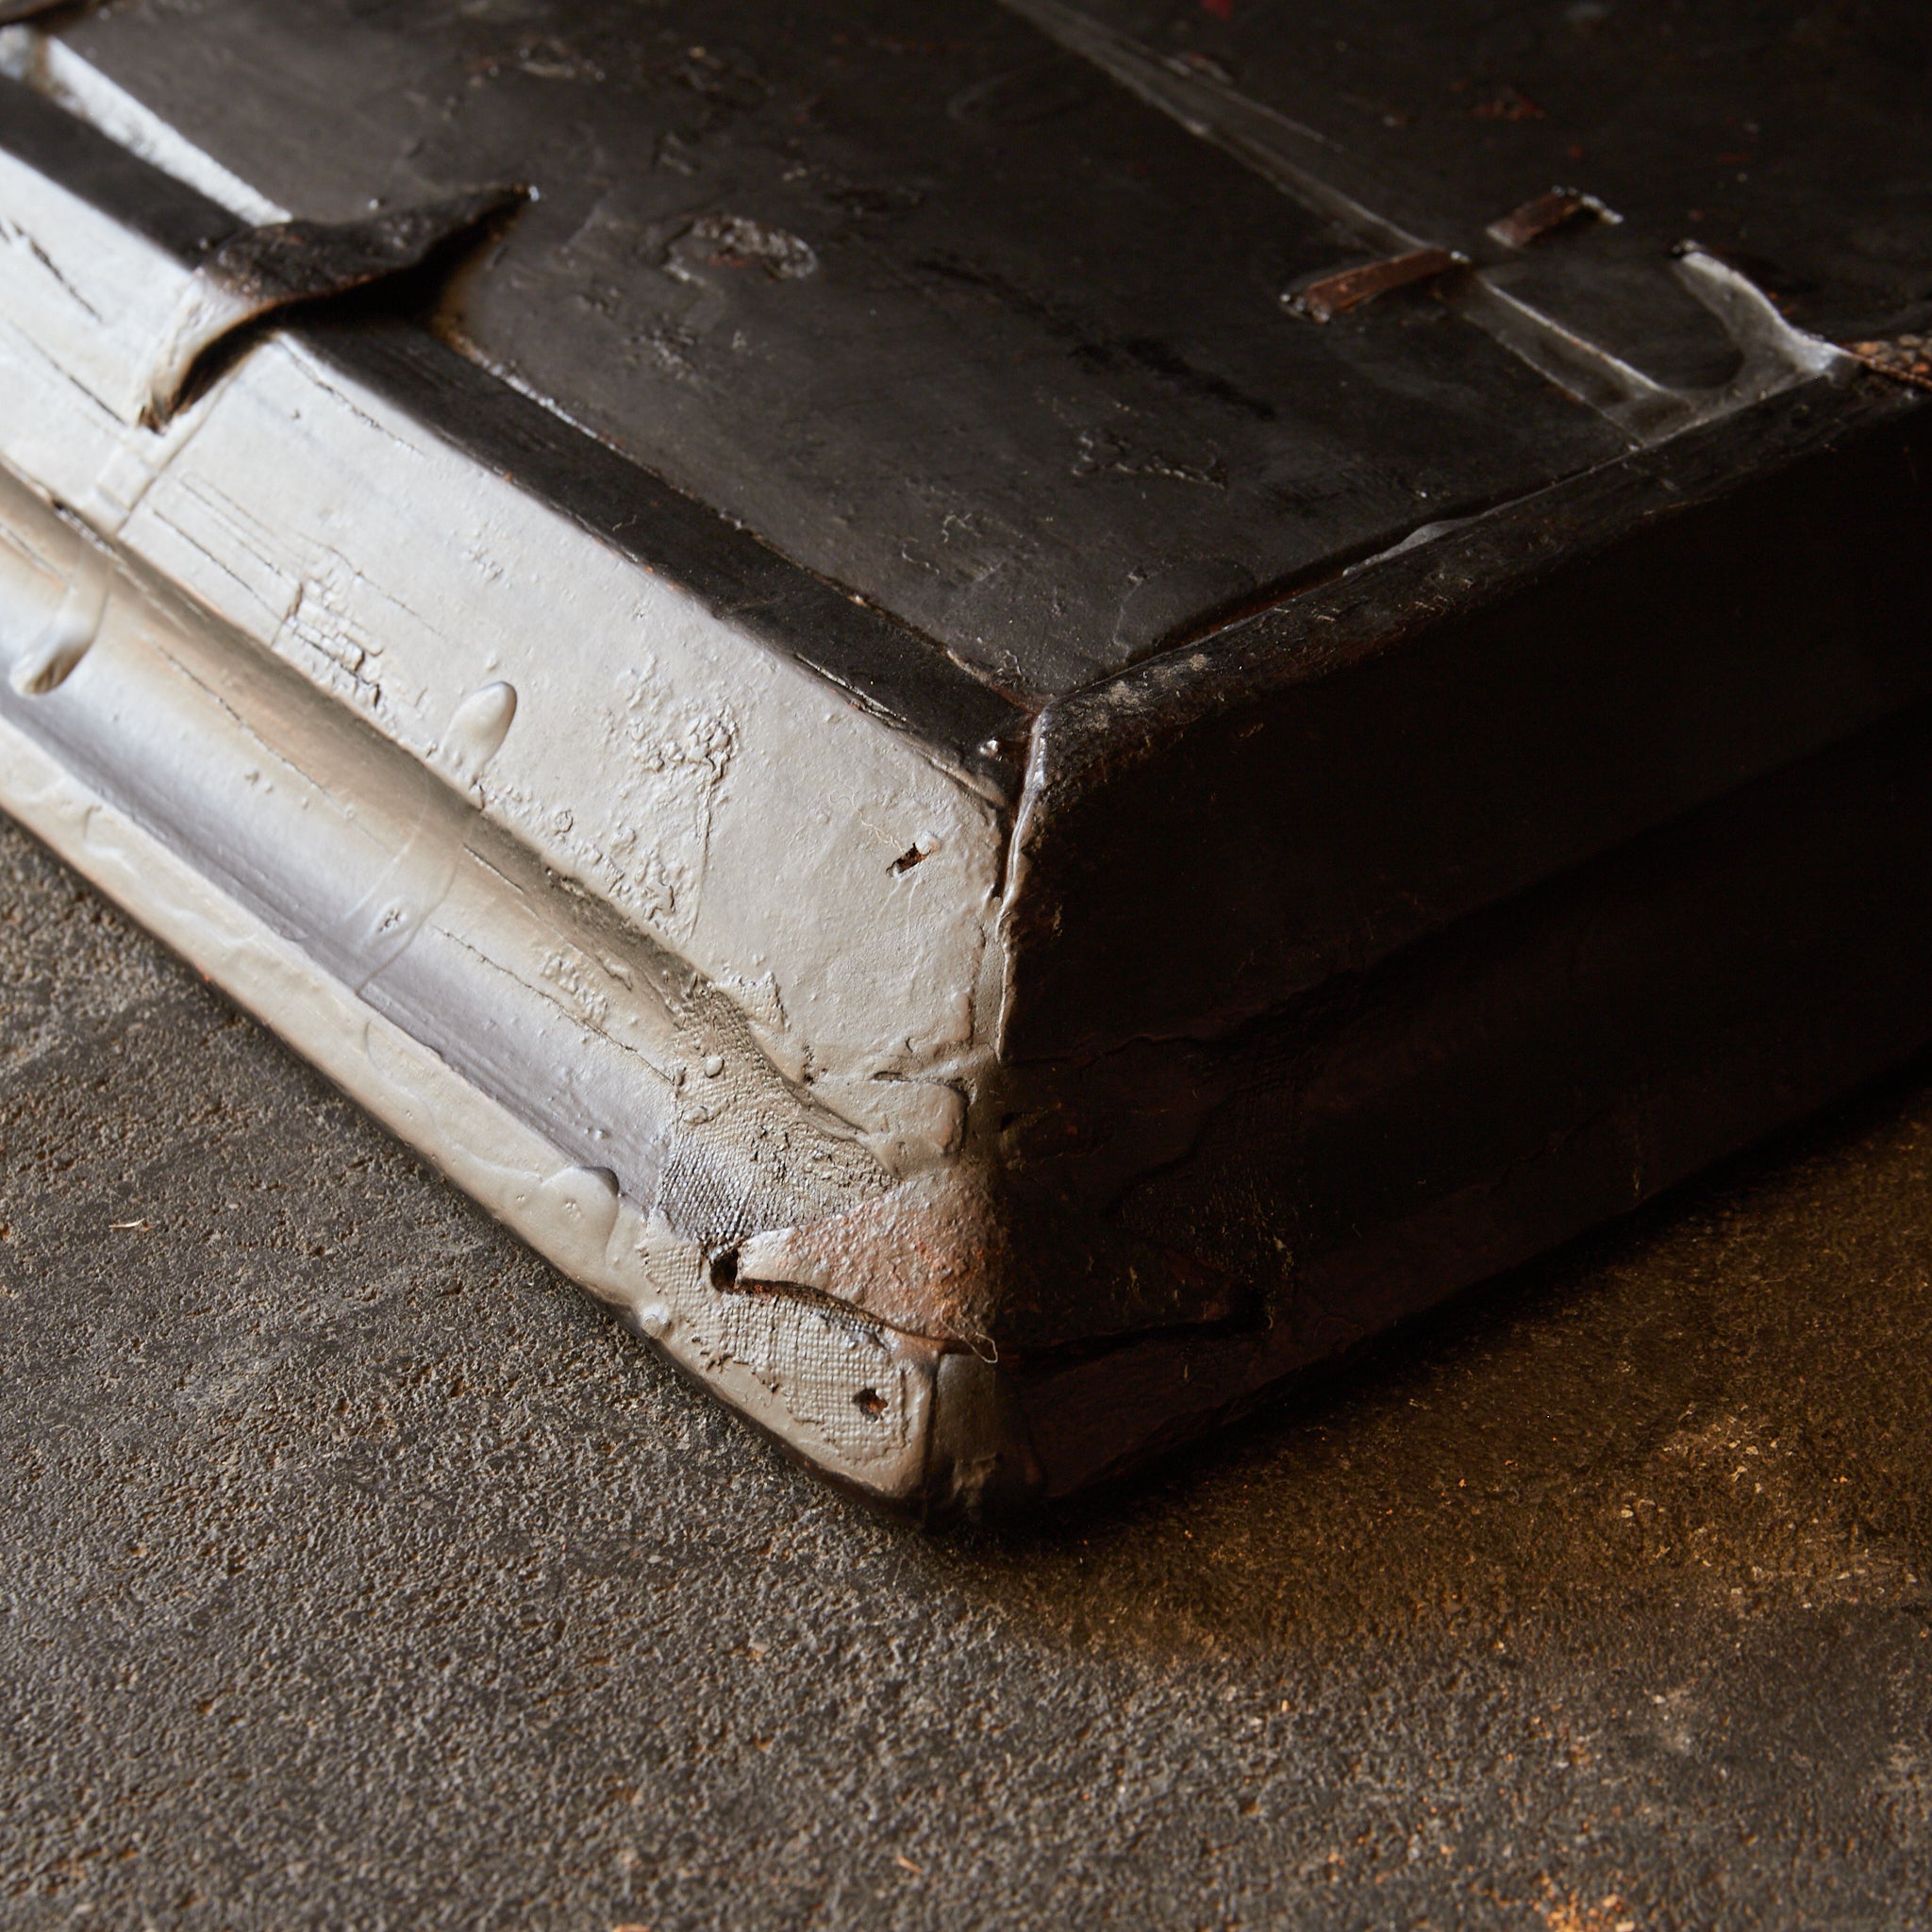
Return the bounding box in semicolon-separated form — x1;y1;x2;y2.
1018;372;1917;821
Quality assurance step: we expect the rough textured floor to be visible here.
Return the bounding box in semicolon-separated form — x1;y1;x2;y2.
3;808;1929;1932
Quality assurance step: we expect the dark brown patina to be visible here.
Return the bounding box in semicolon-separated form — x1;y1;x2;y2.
1282;245;1468;321
143;188;526;425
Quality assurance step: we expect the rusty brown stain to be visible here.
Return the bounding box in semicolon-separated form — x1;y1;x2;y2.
1485;187;1619;250
1285;247;1467;323
1842;333;1932;391
732;1166;1014;1347
727;1159;1243;1355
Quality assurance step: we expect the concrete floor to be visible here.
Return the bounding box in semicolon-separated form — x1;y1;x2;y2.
3;807;1930;1932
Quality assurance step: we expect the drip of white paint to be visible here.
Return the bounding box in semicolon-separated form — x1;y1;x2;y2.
10;556;107;696
536;1162;623;1273
440;679;518;785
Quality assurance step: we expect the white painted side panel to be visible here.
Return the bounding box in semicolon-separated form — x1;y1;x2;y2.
0;116;1003;1177
0;719;939;1498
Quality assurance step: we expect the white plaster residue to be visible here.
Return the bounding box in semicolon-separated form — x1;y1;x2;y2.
110;340;1004;1124
0;313;128;516
0;120;1007;1175
142;268;256;428
808;1074;968;1172
329;809;461;994
284;552;392;713
0;508;79;668
706;1293;918;1464
439;679;518;788
719;969;803;1084
0;507;111;699
628;1224;923;1469
538;944;615;1032
536;1162;622;1269
720;969;788;1034
910;985;976;1061
84;434;172;539
9;546;107;697
590;657;736;941
0;501;937;1497
0;207;104;329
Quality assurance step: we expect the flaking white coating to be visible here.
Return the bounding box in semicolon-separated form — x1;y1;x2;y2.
0;98;1008;1180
